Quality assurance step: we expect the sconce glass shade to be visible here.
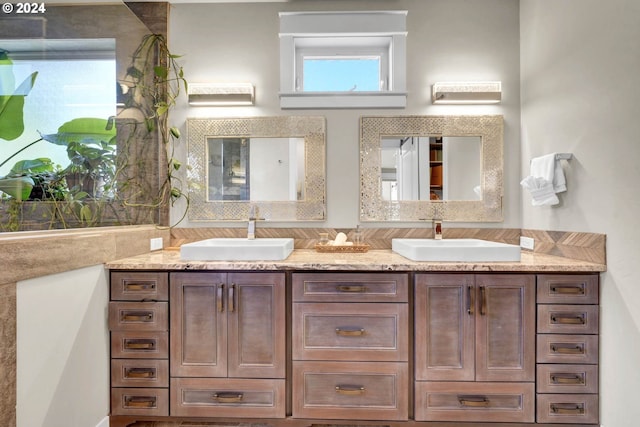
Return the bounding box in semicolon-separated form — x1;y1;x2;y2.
432;81;501;104
188;83;255;106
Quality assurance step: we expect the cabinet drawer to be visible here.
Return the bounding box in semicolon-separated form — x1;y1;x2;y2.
536;364;598;394
293;302;408;361
171;378;285;418
111;271;168;301
537;305;599;334
109;302;168;331
111;359;169;388
292;361;408;420
537;393;599;424
537;274;598;304
292;272;408;302
111;387;168;416
537;334;599;364
111;331;168;359
415;381;534;423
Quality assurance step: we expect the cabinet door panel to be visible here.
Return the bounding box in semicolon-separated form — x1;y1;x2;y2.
415;274;475;381
227;272;286;378
475;274;535;382
171;272;227;377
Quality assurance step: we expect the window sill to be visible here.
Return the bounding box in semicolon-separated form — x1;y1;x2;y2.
279;91;407;109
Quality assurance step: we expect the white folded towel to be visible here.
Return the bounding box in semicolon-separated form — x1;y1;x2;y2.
520;153;567;206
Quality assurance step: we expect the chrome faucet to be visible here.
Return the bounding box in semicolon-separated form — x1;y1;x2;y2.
433;219;443;240
247;205;257;240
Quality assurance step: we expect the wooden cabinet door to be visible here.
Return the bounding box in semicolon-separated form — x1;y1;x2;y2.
475;274;535;382
415;274;475;381
171;272;227;378
227;272;286;378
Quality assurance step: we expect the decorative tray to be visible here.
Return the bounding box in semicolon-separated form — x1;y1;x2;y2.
314;244;370;253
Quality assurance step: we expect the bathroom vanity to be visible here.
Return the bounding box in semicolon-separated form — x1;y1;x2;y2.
106;249;603;427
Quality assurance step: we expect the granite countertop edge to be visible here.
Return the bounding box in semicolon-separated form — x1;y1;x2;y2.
105;249;606;273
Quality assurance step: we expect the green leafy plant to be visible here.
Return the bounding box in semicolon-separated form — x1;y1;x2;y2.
0;50;38;141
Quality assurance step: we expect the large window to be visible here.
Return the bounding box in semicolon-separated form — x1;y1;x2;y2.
279;11;407;109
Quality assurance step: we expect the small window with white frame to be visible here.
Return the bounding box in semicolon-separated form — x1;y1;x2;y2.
279;11;407;109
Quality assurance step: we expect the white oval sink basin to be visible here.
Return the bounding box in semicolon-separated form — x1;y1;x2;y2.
392;238;521;262
180;238;294;261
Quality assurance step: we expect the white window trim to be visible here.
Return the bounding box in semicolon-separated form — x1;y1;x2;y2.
279;11;407;109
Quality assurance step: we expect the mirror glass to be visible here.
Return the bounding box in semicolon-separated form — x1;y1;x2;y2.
380;136;481;202
188;116;325;221
207;137;305;202
360;115;503;222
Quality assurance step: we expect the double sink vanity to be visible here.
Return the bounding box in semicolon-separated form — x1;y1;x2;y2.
106;235;604;427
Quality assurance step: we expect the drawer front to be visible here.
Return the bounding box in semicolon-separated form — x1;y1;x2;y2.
111;271;169;301
292;361;408;420
537;274;598;304
292;302;408;361
111;387;168;416
537;305;599;334
109;302;168;331
111;331;168;359
537;393;599;424
292;272;408;302
537;334;599;364
415;381;535;423
171;378;285;418
111;359;169;388
537;364;598;394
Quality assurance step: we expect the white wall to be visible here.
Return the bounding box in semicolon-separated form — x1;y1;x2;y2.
520;1;640;425
169;0;521;228
17;265;110;427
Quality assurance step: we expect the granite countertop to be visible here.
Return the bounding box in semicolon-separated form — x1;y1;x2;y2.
105;248;606;273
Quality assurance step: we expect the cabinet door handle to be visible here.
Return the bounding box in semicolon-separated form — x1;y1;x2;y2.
121;311;154;322
458;396;490;407
551;403;585;414
124;367;157;379
467;285;474;315
124;282;156;291
213;392;244;403
336;284;367;293
479;286;487;315
335;384;365;395
551;313;586;324
228;284;235;312
217;284;224;312
551;373;585;385
123;339;156;350
335;327;365;336
550;284;585;295
551;343;585;354
124;395;157;408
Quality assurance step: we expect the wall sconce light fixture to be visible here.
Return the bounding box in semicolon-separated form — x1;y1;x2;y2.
188;83;255;106
432;81;502;104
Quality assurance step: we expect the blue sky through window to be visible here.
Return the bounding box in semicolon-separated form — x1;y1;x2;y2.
303;58;380;92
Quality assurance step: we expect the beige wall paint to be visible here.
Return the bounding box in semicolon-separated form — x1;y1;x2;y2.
520;0;640;425
169;0;521;229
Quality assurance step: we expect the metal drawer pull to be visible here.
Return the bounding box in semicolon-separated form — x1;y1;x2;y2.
551;313;585;324
229;284;235;312
466;286;474;315
335;327;366;336
551;403;585;414
458;396;490;407
124;367;157;379
124;282;156;291
217;284;224;312
213;392;244;403
550;285;585;295
551;373;585;385
124;396;157;408
551;343;585;354
121;311;154;322
335;384;366;395
479;286;487;316
124;339;156;350
336;285;367;293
